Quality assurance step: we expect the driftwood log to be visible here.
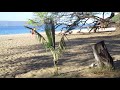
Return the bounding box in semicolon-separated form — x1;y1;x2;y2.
92;41;114;69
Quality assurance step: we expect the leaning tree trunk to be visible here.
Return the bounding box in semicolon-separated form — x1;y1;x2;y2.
92;41;114;69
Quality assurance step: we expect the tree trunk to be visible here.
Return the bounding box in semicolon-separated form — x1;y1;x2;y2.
92;41;114;69
51;19;55;49
103;12;104;19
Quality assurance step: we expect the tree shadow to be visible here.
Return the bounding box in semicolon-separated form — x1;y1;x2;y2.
0;44;46;57
58;33;120;68
114;60;120;69
1;32;120;78
1;55;54;77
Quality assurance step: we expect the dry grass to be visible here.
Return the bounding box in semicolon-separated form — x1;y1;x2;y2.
81;67;120;78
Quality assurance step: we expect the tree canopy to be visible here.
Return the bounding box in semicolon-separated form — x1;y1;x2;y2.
27;12;116;33
111;13;120;23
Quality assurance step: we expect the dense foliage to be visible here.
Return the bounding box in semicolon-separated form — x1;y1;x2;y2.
111;13;120;23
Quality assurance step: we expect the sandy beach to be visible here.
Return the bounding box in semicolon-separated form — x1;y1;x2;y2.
0;28;120;78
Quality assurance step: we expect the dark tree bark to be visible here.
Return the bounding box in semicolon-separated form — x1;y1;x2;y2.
50;19;55;49
99;12;115;28
92;41;114;69
103;12;105;19
89;12;115;33
89;21;100;33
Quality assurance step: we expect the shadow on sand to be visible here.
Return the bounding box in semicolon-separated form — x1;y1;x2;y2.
1;33;120;77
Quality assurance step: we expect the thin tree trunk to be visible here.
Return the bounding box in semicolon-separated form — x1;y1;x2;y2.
92;41;114;69
103;12;104;19
51;19;55;49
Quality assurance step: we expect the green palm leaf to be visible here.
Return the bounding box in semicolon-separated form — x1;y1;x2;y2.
34;30;47;45
57;36;66;57
24;26;48;49
25;18;67;75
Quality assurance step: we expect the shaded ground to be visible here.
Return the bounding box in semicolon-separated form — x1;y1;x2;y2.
0;31;120;78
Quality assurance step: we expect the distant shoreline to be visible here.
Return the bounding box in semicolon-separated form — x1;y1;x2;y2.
0;27;116;36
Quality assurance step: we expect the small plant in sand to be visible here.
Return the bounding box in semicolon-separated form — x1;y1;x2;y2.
25;17;66;75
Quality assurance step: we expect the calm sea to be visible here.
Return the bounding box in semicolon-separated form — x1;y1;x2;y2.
0;26;44;35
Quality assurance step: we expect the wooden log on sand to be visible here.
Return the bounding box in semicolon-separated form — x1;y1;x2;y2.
92;40;115;69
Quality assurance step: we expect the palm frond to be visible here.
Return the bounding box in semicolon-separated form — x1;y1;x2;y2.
54;36;66;60
24;26;48;49
33;30;49;50
48;35;66;62
25;18;66;67
24;26;33;29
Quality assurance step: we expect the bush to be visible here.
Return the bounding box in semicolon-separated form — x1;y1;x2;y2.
111;13;120;23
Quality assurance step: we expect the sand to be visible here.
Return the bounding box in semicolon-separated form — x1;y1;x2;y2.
0;29;120;78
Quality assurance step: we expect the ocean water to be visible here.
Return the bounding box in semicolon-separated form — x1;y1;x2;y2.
0;24;93;35
0;26;43;35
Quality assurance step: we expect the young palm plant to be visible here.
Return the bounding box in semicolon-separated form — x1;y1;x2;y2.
25;18;66;75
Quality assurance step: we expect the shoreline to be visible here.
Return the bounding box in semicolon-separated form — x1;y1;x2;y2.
0;27;116;37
